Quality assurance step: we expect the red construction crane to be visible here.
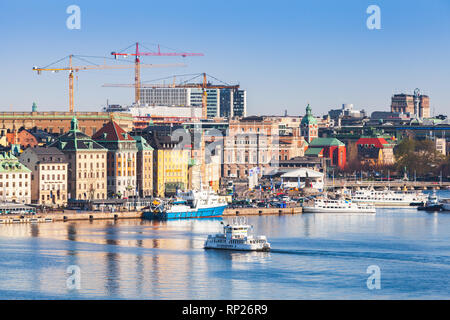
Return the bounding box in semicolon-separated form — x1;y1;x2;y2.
111;42;204;105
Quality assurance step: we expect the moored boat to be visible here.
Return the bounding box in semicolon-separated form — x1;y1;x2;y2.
351;187;427;207
302;197;376;213
418;190;442;211
143;188;227;220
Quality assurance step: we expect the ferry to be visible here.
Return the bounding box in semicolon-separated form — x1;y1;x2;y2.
142;188;227;220
204;219;270;252
302;198;376;213
351;187;427;207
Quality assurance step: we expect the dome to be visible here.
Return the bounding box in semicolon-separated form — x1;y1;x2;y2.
301;104;317;126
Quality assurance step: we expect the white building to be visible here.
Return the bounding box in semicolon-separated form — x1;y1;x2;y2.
0;152;31;204
280;168;324;191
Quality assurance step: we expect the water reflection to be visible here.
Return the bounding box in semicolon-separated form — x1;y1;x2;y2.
0;205;449;299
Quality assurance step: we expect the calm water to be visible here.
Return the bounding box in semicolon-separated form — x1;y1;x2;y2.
1;192;450;299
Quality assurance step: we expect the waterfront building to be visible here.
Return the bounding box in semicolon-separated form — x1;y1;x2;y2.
49;117;107;201
305;137;346;170
93;121;138;199
223;116;280;179
301;104;319;143
132;136;154;197
0;152;31;204
356;137;395;166
0;111;133;137
19;147;68;207
148;134;190;197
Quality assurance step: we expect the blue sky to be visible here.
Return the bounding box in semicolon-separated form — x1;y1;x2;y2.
0;0;449;116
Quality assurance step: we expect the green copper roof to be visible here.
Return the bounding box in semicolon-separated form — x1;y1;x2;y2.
49;116;107;152
305;147;324;156
132;135;154;151
301;104;317;125
309;137;345;147
0;152;31;173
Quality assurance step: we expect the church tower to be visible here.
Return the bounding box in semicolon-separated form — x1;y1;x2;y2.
301;104;318;143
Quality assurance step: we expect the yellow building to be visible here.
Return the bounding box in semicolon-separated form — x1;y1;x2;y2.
150;135;189;197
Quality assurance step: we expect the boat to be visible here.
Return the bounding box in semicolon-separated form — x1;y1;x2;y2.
204;218;270;251
351;187;427;207
439;198;450;211
302;197;376;213
142;187;227;220
418;190;442;211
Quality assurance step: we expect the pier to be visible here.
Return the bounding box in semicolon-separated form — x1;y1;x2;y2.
223;207;302;216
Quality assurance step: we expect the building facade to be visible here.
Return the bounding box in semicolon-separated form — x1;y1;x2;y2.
356;137;395;166
132;136;154;197
19;147;68;207
305;137;346;170
223;116;280;179
0;112;134;138
0;152;31;204
49;117;108;201
148;135;190;197
93;121;138;199
391;93;430;118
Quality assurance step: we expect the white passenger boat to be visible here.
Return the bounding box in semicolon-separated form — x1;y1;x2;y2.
302;198;376;213
351;187;427;207
204;219;270;251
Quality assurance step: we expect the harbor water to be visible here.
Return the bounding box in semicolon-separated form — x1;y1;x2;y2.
0;191;449;299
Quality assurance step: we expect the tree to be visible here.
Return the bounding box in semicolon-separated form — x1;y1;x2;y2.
394;138;445;177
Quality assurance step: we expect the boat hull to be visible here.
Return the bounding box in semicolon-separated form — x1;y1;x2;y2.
302;207;376;214
143;205;227;220
204;243;270;252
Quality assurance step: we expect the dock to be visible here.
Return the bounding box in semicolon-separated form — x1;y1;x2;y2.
223;207;302;216
0;206;304;223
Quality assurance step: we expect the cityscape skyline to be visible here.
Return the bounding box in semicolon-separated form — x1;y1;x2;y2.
1;0;450;116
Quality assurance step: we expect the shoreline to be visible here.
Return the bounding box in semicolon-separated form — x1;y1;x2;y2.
0;206;303;224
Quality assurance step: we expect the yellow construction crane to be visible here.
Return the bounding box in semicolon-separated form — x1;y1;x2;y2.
33;54;186;113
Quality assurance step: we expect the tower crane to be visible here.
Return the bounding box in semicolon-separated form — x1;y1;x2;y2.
110;42;204;106
103;73;239;119
32;54;186;113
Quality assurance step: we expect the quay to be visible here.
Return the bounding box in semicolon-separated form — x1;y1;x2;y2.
223;207;302;216
0;207;303;224
0;210;143;224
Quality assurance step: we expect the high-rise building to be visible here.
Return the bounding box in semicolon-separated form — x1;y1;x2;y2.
391;92;430;118
139;87;246;118
220;89;247;118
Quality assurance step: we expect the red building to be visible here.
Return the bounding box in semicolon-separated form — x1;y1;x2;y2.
6;129;39;148
305;137;346;169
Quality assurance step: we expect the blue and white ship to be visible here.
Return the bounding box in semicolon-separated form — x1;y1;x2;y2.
143;188;227;220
